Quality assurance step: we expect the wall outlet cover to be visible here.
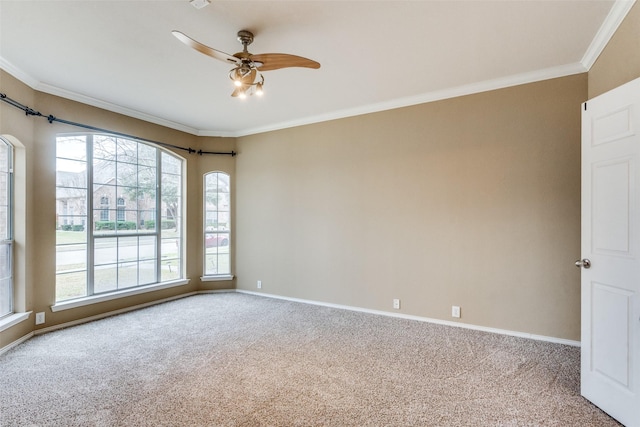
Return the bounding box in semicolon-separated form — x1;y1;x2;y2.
452;306;461;318
35;312;45;325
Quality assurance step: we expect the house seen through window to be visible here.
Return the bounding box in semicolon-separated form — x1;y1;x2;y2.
55;134;184;302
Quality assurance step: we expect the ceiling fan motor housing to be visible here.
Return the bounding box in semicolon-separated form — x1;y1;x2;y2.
237;30;254;47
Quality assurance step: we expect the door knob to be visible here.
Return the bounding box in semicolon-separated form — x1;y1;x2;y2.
575;259;591;269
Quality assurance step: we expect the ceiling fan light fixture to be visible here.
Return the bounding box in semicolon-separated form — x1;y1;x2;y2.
231;68;245;86
228;64;264;98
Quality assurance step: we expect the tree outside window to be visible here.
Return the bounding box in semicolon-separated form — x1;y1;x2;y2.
55;134;184;302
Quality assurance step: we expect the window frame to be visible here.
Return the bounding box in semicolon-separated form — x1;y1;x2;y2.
54;133;188;308
0;137;13;319
202;171;232;280
116;196;125;222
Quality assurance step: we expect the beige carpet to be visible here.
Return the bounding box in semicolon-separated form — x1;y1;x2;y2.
0;293;620;426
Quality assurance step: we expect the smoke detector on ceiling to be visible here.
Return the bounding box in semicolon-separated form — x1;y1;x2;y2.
190;0;210;9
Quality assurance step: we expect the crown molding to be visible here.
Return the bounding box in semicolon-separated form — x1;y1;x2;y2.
229;62;587;137
0;58;588;139
3;0;629;141
581;0;637;70
0;59;200;136
0;57;39;89
35;83;201;136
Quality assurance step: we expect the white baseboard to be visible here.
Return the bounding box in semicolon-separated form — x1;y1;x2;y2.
0;332;34;356
236;290;581;347
197;289;237;294
1;288;580;354
34;292;198;336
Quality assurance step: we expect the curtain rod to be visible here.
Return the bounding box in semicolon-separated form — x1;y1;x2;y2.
0;92;236;157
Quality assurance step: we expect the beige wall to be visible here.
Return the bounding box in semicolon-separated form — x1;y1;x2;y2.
589;1;640;98
236;75;586;340
0;71;36;348
235;1;640;343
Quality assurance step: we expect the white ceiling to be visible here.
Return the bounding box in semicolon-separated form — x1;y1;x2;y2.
0;0;632;137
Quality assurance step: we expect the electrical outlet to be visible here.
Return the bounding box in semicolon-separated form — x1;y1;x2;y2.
257;280;262;289
35;312;45;325
393;299;400;309
452;305;461;318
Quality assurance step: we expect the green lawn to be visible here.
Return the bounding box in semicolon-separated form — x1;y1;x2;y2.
56;231;87;245
55;229;183;302
56;261;181;302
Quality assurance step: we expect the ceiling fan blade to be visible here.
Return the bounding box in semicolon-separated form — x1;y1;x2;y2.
251;53;320;71
172;30;240;65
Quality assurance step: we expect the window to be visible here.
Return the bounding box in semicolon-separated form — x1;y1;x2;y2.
116;197;125;222
203;172;230;276
99;196;109;221
55;134;184;302
0;138;13;318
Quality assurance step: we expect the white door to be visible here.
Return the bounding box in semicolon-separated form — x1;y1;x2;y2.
581;77;640;427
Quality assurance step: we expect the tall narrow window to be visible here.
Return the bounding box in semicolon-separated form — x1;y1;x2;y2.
204;172;230;276
116;197;125;222
99;196;109;221
55;134;184;302
0;138;13;318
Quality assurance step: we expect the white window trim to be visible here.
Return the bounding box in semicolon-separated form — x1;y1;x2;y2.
0;311;31;333
200;274;234;282
51;279;190;312
55;134;186;302
0;138;13;319
203;171;232;278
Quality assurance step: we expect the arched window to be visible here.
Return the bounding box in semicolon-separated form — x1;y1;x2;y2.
203;172;230;276
116;196;125;222
0;138;13;318
55;134;184;302
100;196;109;221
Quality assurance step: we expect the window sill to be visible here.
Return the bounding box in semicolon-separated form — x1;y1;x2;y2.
201;274;235;282
0;312;32;333
51;279;190;312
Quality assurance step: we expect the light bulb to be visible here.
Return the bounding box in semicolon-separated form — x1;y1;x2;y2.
256;83;264;96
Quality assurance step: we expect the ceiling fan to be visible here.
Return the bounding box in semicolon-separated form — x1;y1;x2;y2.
172;29;321;98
